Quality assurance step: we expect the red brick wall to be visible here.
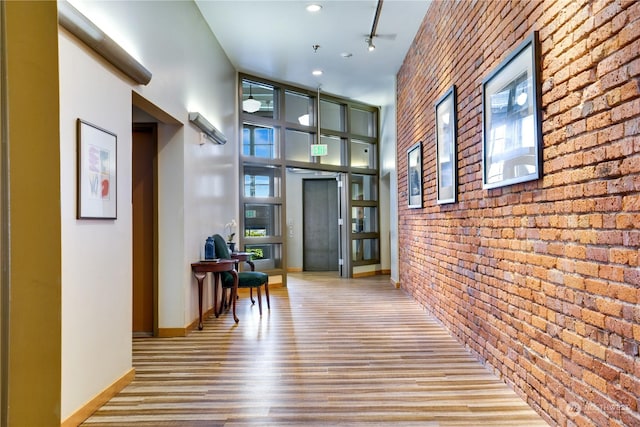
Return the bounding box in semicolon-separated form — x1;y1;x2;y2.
396;1;639;425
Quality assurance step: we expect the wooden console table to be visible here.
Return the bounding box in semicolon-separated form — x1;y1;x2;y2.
231;251;255;271
191;259;239;328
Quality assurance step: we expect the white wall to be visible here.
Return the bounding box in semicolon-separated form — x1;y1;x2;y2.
59;0;236;419
379;98;398;282
59;32;134;420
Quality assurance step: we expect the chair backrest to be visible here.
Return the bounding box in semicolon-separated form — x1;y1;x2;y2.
212;234;231;259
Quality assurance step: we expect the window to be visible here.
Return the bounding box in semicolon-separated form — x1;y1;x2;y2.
244;203;282;237
351;174;377;201
352;207;377;233
240;75;380;277
351;140;376;169
244;243;282;270
352;238;379;262
242;80;276;119
243;165;281;198
285;91;313;126
318;135;343;166
242;124;278;159
320;100;344;132
285;129;313;162
350;107;376;137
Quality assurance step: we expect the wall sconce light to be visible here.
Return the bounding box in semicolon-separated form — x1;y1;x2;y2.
188;112;227;145
58;0;152;85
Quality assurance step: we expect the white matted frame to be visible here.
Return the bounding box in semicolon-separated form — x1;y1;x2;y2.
435;85;457;204
77;119;117;219
482;31;542;189
407;141;422;208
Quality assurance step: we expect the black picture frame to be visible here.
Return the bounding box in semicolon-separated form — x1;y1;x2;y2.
407;141;422;208
482;31;542;189
77;119;117;219
435;85;457;204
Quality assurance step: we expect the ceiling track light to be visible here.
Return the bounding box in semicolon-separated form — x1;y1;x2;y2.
242;84;261;113
366;0;383;52
367;38;376;52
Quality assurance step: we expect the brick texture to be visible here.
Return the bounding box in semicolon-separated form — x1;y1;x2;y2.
396;0;640;425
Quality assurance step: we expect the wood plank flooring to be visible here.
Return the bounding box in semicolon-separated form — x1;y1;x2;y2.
82;272;548;427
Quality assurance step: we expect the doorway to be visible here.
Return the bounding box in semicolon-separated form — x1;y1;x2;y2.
132;123;157;336
303;178;339;271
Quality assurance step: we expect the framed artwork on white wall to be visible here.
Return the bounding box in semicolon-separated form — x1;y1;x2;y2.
77;119;117;219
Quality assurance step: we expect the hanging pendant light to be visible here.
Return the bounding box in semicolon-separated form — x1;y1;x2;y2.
242;84;261;113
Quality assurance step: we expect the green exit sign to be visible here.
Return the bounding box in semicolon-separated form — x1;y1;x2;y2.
310;144;328;156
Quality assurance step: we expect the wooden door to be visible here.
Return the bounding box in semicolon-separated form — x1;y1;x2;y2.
132;124;157;335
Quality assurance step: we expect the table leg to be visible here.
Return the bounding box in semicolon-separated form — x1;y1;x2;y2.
213;272;219;318
193;272;206;330
230;269;239;323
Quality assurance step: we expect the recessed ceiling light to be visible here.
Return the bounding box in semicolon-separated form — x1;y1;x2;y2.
312;69;323;76
306;4;322;12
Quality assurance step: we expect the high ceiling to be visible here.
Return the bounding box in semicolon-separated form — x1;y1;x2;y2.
195;0;431;107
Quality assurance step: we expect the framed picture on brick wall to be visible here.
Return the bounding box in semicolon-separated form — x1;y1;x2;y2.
435;85;457;204
482;31;542;189
407;141;422;208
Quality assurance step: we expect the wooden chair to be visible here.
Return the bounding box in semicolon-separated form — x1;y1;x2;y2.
212;234;270;315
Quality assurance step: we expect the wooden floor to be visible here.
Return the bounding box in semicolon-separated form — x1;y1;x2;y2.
82;272;548;427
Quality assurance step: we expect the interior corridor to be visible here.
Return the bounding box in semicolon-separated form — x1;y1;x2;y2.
82;273;548;426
